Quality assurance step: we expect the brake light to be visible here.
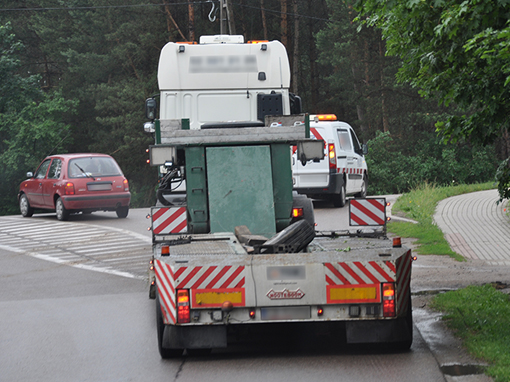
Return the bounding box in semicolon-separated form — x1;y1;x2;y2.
292;207;303;218
64;182;75;195
161;245;170;256
247;40;269;44
177;289;190;323
382;283;396;317
123;178;129;191
328;144;336;170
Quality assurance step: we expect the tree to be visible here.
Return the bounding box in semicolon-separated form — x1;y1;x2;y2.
355;0;510;201
0;23;76;215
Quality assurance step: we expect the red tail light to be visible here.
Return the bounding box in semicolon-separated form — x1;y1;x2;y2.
64;182;75;195
328;144;336;170
123;178;129;191
382;283;396;317
177;289;190;323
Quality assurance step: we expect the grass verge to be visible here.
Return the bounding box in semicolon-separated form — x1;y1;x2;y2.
431;285;510;382
387;182;495;260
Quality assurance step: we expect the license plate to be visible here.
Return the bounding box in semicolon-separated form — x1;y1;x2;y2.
261;306;310;321
87;182;112;191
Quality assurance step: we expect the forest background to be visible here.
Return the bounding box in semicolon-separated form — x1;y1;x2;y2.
1;0;508;215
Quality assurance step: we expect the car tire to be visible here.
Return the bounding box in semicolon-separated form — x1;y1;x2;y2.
116;206;129;218
19;194;34;217
355;175;368;198
332;181;346;208
156;291;183;359
55;197;69;221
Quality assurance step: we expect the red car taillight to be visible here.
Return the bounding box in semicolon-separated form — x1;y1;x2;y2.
123;178;129;191
64;182;75;195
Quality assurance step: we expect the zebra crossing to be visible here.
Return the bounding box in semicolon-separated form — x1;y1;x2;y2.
0;216;152;279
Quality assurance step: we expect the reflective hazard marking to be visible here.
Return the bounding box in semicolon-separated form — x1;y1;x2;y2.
349;198;386;226
154;259;176;324
152;207;187;234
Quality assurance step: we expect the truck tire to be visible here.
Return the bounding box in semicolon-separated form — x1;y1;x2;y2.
156;292;183;359
292;195;315;227
55;197;70;221
332;182;346;208
19;194;34;217
116;206;129;218
355;175;368;198
263;219;315;253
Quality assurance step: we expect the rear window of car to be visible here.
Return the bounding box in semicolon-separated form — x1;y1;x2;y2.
68;157;123;178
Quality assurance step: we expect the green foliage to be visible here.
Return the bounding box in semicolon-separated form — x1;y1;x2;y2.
366;131;498;195
388;182;494;259
0;23;77;215
431;285;510;382
355;0;510;200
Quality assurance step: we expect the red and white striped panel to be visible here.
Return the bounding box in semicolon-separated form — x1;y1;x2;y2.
325;261;395;287
152;207;187;235
338;168;364;175
349;198;386;226
154;259;176;325
175;265;245;290
395;250;412;315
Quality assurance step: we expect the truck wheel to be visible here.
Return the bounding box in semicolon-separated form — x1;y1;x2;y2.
292;195;315;227
156;293;183;358
355;175;367;198
116;206;129;218
55;197;70;221
332;182;346;208
19;194;34;217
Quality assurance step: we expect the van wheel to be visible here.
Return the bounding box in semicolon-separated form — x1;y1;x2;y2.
332;182;346;208
356;175;367;198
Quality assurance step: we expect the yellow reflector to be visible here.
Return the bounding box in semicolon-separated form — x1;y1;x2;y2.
195;290;244;306
328;285;379;303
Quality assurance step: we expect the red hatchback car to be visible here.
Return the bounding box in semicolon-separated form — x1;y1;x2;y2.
18;153;131;221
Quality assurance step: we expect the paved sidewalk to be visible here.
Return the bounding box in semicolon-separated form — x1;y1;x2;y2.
434;189;510;265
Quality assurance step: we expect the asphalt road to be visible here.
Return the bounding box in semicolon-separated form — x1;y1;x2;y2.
0;200;447;382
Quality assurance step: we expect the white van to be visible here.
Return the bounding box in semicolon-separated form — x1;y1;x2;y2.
292;114;368;207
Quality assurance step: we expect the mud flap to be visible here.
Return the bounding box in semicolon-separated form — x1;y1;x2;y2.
345;316;413;344
163;325;227;349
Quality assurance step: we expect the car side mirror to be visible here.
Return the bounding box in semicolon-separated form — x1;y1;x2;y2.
362;143;368;156
26;172;34;178
145;98;157;120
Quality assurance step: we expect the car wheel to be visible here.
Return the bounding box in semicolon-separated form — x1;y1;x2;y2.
19;194;34;217
156;291;183;359
332;181;346;208
55;197;69;221
356;175;367;198
116;206;129;218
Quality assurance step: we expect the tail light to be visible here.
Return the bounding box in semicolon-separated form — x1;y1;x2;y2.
123;178;129;191
177;289;190;323
292;207;303;219
328;144;336;171
64;182;75;195
382;283;396;317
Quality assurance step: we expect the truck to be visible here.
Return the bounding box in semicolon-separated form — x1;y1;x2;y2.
144;35;413;357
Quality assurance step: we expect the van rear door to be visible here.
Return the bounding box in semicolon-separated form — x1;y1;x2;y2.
292;126;329;189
